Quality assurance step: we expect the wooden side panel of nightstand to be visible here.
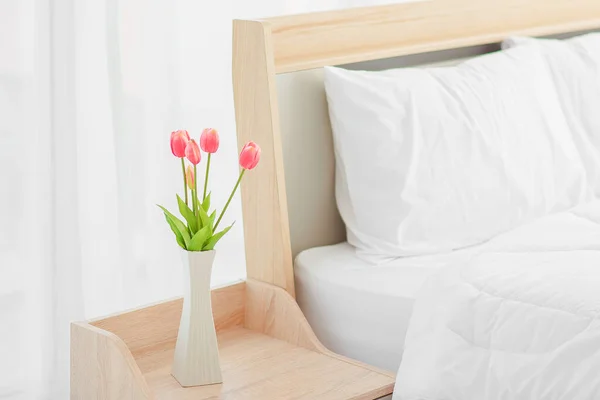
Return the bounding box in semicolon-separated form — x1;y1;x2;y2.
245;278;325;352
71;280;395;400
71;322;153;400
245;279;396;379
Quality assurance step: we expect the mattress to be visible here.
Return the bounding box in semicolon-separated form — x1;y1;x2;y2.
294;243;480;371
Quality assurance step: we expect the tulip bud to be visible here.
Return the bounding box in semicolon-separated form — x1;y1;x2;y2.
185;139;201;165
200;128;220;154
185;165;195;189
170;130;190;158
239;141;261;170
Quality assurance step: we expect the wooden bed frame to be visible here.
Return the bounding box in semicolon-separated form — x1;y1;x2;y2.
232;0;600;297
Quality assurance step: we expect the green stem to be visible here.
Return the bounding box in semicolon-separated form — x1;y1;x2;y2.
196;190;201;228
191;189;196;216
193;165;198;215
181;158;188;206
214;169;245;231
203;153;211;201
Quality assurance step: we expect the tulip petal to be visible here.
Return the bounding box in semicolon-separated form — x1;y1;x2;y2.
200;128;220;153
239;141;261;170
185;165;195;190
171;130;190;158
185;139;201;165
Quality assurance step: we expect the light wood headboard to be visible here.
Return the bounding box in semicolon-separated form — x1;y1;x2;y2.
232;0;600;296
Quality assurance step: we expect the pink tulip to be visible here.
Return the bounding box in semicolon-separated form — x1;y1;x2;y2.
239;141;261;170
185;139;201;165
213;141;262;231
200;128;220;153
186;165;195;189
170;130;190;158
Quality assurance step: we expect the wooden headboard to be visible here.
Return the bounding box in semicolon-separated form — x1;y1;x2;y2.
232;0;600;296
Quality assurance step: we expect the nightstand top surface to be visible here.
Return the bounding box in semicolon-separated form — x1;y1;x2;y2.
138;327;394;400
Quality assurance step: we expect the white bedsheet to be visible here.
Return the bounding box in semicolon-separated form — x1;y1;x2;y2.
295;243;478;371
394;200;600;400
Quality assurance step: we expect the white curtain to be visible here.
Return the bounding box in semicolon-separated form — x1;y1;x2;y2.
0;0;395;398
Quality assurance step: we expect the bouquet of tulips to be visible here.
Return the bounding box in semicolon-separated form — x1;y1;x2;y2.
159;129;260;252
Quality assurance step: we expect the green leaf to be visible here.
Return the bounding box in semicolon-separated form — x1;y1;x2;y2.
158;206;185;249
197;203;211;231
158;205;191;249
195;199;201;230
209;210;216;226
187;225;211;251
202;192;211;212
203;222;234;251
177;194;198;234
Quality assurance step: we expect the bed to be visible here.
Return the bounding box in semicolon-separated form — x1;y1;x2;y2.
295;242;470;371
232;2;600;399
295;200;600;378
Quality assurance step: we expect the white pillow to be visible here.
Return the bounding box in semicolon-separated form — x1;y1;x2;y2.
502;33;600;194
324;45;591;260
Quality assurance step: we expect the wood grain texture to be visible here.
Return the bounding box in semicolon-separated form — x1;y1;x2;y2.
232;20;296;296
244;278;327;352
140;327;394;400
90;281;245;358
71;322;153;400
261;0;600;73
245;279;395;379
72;280;394;399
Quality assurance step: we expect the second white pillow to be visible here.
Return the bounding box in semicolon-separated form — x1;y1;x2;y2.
325;45;591;260
503;33;600;194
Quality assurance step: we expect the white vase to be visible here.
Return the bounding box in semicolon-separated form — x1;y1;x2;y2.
171;249;223;387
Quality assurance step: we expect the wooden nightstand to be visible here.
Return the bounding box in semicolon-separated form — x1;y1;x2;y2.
71;279;395;399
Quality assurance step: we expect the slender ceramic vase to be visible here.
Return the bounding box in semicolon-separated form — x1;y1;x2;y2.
171;249;223;387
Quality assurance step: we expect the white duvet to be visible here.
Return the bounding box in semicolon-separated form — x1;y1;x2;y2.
394;201;600;400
